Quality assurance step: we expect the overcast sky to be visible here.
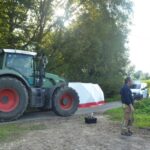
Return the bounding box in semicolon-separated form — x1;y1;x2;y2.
129;0;150;73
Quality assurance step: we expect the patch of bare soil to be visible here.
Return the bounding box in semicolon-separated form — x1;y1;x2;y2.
0;115;150;150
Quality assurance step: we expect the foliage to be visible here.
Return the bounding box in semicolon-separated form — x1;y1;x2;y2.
106;95;120;102
131;70;150;80
142;80;150;94
142;80;150;88
0;0;133;97
0;0;33;48
105;99;150;128
134;99;150;114
48;0;133;96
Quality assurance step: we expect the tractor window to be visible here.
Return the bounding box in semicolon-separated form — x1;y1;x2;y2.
0;53;4;69
6;53;33;77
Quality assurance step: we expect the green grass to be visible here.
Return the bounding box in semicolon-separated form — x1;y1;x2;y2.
0;123;46;142
105;99;150;128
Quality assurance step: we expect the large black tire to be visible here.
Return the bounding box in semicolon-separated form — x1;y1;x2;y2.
0;77;28;122
52;87;79;116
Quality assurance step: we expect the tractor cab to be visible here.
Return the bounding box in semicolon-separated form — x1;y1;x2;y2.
0;49;47;87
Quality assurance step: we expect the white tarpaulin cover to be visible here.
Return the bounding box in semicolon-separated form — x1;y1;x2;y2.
69;82;105;108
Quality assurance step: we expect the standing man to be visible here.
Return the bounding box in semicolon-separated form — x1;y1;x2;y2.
120;77;134;136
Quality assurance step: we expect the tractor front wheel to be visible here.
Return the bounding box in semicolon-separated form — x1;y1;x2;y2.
52;87;79;116
0;77;28;122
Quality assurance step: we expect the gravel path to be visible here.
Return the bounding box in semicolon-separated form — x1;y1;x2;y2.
3;101;121;124
0;114;150;150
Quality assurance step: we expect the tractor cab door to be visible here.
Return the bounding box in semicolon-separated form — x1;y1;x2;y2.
34;53;48;87
0;52;4;69
5;53;34;86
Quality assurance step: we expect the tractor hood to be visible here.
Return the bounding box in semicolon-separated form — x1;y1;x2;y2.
45;72;66;84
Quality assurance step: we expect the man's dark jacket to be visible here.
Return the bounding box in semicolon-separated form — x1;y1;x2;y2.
120;84;134;105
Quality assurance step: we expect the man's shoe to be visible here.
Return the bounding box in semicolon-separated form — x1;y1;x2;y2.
121;132;132;136
128;130;133;135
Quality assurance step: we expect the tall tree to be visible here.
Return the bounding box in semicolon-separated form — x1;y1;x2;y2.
0;0;133;97
0;0;32;48
49;0;133;96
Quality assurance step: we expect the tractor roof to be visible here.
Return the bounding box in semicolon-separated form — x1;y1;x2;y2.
1;49;37;56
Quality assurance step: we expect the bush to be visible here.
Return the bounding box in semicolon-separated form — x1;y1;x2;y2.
106;95;120;102
142;80;150;88
134;99;150;114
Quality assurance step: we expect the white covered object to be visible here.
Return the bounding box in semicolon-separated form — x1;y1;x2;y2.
69;82;105;107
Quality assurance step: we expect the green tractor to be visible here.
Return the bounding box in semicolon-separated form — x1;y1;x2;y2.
0;49;79;122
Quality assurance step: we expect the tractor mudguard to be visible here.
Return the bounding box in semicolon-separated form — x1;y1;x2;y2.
43;82;68;109
50;82;68;99
0;69;31;90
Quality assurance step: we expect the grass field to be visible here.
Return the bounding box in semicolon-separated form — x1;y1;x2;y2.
105;99;150;128
0;123;46;142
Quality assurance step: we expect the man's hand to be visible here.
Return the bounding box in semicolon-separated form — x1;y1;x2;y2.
129;104;134;112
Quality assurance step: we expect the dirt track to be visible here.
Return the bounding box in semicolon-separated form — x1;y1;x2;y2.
0;114;150;150
3;101;121;124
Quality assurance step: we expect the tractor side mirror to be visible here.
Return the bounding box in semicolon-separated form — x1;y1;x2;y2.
43;55;48;69
35;53;48;87
36;53;48;68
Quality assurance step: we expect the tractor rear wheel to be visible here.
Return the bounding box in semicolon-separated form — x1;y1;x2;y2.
52;87;79;116
0;77;28;122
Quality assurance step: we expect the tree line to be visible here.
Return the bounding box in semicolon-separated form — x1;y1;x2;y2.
0;0;133;97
